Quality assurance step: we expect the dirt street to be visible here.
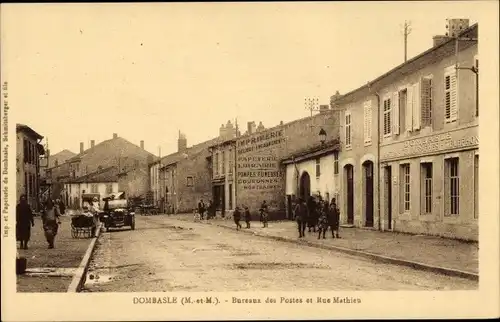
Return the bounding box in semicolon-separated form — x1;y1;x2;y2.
82;215;477;292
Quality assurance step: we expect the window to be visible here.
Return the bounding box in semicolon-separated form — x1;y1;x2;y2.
222;150;225;174
228;148;233;174
421;76;433;128
345;112;352;148
315;158;321;177
421;163;433;214
400;88;411;132
214;153;219;176
229;184;233;209
445;157;460;216
105;184;113;194
23;139;28;163
475;55;479;117
333;151;339;175
24;173;28;197
444;66;458;123
383;98;392;136
363;100;372;144
186;176;194;187
91;184;98;193
474;154;479;218
400;164;410;213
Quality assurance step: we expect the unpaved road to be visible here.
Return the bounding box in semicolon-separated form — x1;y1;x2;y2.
82;215;477;292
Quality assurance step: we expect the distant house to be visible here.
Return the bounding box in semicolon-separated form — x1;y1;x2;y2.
64;166;119;209
16;124;45;211
117;166;149;201
46;133;155;201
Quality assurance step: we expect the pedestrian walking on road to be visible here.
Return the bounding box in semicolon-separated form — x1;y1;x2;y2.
307;196;318;233
329;198;341;238
16;195;34;250
198;199;206;220
58;198;66;215
294;198;309;238
42;199;61;249
233;206;242;230
244;206;251;228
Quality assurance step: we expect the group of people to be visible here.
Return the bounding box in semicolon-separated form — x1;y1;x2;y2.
197;199;215;220
293;196;340;239
233;200;269;230
16;195;66;250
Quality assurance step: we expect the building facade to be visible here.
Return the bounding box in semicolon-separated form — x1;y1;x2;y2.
332;21;478;240
117;167;149;200
209;138;237;215
16;124;45;211
64;166;119;209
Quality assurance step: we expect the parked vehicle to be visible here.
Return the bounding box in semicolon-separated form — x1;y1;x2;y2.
101;192;135;231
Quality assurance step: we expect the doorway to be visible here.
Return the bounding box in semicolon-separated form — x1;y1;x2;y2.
363;161;374;227
384;166;392;230
213;185;225;215
299;171;311;201
345;164;354;225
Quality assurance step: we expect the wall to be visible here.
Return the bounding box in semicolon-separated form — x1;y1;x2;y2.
235;111;341;219
175;149;213;213
64;181;119;209
118;167;149;199
375;32;478;240
16;132;41;211
286;155;337;200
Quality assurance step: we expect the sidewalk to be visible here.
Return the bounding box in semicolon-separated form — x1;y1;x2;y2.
16;215;96;292
173;214;478;279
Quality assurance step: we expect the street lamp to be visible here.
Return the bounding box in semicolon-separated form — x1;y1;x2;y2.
319;128;327;145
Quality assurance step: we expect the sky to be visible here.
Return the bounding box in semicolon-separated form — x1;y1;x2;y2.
2;2;484;157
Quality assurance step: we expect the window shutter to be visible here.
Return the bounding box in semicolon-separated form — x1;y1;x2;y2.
412;82;421;130
364;101;372;143
420;77;432;127
406;87;413;132
392;92;399;135
449;72;458;121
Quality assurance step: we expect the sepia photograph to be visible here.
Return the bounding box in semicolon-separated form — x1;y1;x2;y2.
1;1;499;321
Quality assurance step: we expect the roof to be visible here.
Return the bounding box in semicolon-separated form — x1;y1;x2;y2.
16;124;43;140
332;23;478;105
67;166;119;183
281;139;341;165
68;136;155;163
151;136;220;167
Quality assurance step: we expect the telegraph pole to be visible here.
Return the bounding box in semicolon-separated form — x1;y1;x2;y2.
402;20;412;62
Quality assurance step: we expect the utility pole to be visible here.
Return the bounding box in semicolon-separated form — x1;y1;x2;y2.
304;97;320;118
402;20;412;62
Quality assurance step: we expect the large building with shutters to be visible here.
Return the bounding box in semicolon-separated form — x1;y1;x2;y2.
332;20;478;240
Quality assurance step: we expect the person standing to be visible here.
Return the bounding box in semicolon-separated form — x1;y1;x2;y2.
307;196;318;233
329;198;341;238
294;198;308;238
42;199;61;249
198;199;206;220
16;195;34;250
244;206;251;229
58;198;66;216
233;206;242;230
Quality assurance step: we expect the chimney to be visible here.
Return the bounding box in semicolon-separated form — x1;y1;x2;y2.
178;131;187;152
140;140;144;149
320;104;329;114
219;124;226;138
256;121;265;132
433;35;451;47
280;121;284;126
80;142;84;153
113;133;118;139
247;121;256;135
90;140;95;148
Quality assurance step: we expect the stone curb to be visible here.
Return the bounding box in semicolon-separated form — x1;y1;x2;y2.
67;222;103;292
180;218;479;282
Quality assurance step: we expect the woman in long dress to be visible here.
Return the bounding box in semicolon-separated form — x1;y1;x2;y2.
16;195;34;249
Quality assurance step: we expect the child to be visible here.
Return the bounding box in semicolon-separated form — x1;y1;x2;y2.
233;206;242;230
317;208;328;239
244;206;251;229
260;208;269;228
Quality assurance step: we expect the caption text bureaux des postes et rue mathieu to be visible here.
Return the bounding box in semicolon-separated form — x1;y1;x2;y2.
132;296;362;305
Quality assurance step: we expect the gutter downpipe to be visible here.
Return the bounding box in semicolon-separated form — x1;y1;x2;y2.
368;82;382;232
